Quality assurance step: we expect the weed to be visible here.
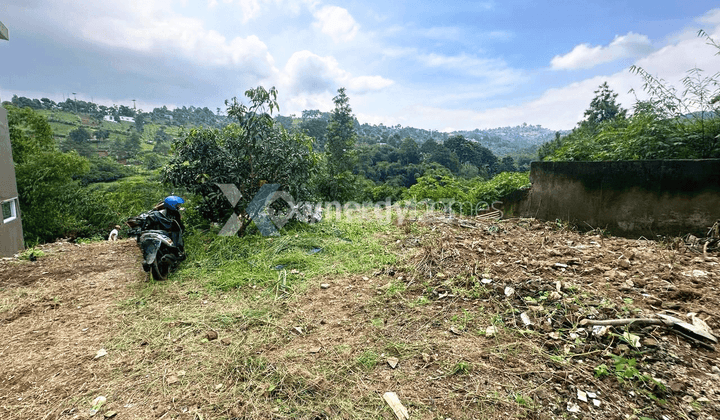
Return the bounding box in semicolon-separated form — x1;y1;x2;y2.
356;350;379;370
19;247;46;260
451;361;472;375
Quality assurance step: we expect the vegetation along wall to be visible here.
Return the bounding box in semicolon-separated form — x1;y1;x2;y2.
511;160;720;238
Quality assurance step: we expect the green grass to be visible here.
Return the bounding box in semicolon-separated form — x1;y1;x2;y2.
180;217;397;291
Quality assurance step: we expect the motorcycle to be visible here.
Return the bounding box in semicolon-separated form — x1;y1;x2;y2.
127;205;185;281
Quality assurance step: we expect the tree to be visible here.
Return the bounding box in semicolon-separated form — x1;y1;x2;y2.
322;87;358;201
63;127;93;157
398;137;421;165
163;86;319;235
580;82;627;131
326;88;357;173
124;133;142;158
5;105;104;243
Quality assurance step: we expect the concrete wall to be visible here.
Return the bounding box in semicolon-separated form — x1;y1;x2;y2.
506;160;720;238
0;107;24;256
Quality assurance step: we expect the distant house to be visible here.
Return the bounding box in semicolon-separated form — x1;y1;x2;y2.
119;116;135;123
103;115;117;123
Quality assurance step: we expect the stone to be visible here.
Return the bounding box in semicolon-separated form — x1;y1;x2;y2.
387;357;399;369
320;283;330;289
205;331;218;341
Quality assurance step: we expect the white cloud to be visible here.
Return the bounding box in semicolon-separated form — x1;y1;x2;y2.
282;50;392;94
312;5;359;43
419;53;525;88
71;0;277;81
551;32;655;70
278;50;393;114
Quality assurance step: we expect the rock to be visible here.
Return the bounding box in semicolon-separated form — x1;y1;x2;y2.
215;384;223;390
669;381;686;393
618;259;630;269
640;337;658;347
90;396;107;414
387;357;399;369
104;411;117;418
682;395;694;403
421;353;431;363
205;331;218;341
520;312;533;327
167;375;179;385
292;326;303;335
712;366;720;375
504;286;514;297
220;338;232;346
485;326;498;337
320;283;330;289
566;402;580;413
94;349;108;359
577;389;587;402
309;346;321;354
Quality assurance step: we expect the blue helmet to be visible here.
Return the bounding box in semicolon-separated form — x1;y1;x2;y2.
163;195;185;211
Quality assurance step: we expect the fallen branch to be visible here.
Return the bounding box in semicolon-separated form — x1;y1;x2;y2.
579;313;717;344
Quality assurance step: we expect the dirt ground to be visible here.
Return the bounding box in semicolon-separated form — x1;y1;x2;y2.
1;217;719;419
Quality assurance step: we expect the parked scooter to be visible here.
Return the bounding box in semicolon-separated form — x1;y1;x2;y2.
127;196;186;280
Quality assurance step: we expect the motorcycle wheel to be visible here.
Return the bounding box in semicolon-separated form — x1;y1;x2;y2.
150;259;169;281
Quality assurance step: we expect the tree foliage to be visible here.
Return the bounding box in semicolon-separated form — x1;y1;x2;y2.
320;88;358;201
162;86;318;235
5;105;120;243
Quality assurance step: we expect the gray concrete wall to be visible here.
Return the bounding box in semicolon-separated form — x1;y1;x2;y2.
505;160;720;238
0;107;24;256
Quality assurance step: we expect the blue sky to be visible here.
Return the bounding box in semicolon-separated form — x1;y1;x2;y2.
1;1;719;131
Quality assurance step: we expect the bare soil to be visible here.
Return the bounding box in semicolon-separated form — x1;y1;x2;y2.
1;218;719;420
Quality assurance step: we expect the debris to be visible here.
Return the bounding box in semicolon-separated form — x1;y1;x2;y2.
309;346;321;354
593;399;601;407
104;410;117;418
167;375;179;385
520;312;533;327
548;332;561;340
292;326;303;335
387;357;399;369
449;326;462;335
622;331;641;348
504;286;514;297
579;314;718;344
485;326;498;337
320;283;330;289
481;278;493;284
94;349;107;359
566;402;580;413
577;389;587;402
215;384;223;390
382;391;410;420
592;325;609;337
90;396;107;415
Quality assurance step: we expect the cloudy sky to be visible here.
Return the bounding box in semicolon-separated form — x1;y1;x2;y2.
1;1;719;131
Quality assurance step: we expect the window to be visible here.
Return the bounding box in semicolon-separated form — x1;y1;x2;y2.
2;198;18;223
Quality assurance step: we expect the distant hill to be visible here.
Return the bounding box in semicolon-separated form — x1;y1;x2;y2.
5;94;565;159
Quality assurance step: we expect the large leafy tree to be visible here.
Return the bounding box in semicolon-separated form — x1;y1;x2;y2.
163;86;318;235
